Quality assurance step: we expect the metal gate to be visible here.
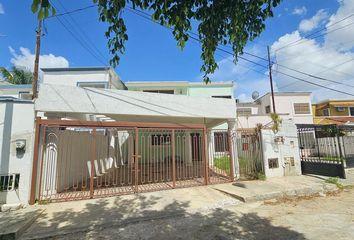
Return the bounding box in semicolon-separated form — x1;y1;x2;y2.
297;124;346;179
236;130;264;179
30;119;234;203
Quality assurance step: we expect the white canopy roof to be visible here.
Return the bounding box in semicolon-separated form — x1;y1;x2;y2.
35;84;236;125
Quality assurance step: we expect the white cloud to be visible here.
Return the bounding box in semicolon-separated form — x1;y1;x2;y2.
292;6;307;16
0;3;4;14
299;9;329;32
9;47;69;72
271;29;354;102
267;0;354;102
324;0;354;51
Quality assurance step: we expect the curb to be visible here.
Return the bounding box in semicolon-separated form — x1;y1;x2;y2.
0;209;44;240
212;183;339;203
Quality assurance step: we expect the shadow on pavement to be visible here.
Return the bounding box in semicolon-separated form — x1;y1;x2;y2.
22;193;306;240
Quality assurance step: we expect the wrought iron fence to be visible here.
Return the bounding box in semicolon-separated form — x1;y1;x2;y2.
0;173;20;192
34;121;234;203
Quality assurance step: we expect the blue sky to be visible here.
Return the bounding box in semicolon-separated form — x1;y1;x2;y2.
1;0;353;102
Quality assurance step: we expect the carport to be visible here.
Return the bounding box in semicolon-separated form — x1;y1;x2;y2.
30;84;237;204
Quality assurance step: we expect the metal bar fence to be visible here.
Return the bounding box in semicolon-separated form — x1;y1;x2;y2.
34;122;234;203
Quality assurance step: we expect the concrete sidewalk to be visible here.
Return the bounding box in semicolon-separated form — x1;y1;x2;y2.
211;175;340;203
0;208;43;240
6;172;352;239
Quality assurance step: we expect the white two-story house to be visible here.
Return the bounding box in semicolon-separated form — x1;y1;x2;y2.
236;92;313;129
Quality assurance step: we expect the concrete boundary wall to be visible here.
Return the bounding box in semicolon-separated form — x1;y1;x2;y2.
0;101;35;206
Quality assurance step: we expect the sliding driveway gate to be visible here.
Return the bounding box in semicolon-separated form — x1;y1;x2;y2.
30;119;234;203
297;124;347;179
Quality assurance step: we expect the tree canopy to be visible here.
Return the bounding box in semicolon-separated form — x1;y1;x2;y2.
0;66;33;85
31;0;281;82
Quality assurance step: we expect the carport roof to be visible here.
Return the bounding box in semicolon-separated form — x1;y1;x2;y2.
35;84;236;120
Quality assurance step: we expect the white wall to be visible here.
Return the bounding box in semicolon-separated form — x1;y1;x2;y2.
42;71;109;87
271;95;313;124
0;102;34;206
260;119;302;178
237;114;290;129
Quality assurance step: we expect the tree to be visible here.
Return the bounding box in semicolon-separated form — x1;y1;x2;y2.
31;0;281;83
0;66;33;85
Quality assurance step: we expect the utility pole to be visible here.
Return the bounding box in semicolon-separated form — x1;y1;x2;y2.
32;19;42;99
267;46;276;113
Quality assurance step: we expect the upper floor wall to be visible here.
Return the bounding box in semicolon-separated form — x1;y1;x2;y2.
125;81;234;99
41;67;126;90
236;92;313;127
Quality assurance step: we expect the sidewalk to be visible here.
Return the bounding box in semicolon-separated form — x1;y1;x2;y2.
3;172;352;239
211;175;340;203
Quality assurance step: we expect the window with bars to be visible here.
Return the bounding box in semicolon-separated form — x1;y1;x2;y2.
265;105;271;114
294;103;310;114
268;158;279;169
0;174;20;192
214;132;229;152
237;108;252;116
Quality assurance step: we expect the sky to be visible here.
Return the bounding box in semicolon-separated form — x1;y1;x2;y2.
0;0;353;103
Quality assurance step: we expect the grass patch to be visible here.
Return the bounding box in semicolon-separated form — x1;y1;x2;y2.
320;156;345;162
213;156;231;175
325;177;343;189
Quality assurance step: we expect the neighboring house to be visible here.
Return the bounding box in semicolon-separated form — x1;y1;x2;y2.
236;92;313;129
41;67;127;90
0;82;32;100
125;81;234;98
312;99;354;125
0;67;127;101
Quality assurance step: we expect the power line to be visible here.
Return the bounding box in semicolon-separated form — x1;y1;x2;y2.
53;13;108;66
276;64;354;88
54;1;109;64
275;70;354;97
46;4;97;19
273;12;354;52
49;1;108;66
125;7;354;97
44;4;354;97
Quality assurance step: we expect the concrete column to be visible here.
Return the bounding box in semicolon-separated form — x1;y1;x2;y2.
228;120;240;179
207;129;214;167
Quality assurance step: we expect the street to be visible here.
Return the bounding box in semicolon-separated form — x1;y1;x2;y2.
47;188;354;240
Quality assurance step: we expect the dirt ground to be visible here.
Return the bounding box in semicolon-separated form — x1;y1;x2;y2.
50;187;354;240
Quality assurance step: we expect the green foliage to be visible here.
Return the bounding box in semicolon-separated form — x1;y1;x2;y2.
256;173;266;181
270;113;282;134
214;156;231;175
325;177;343;189
0;66;33;84
31;0;281;83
